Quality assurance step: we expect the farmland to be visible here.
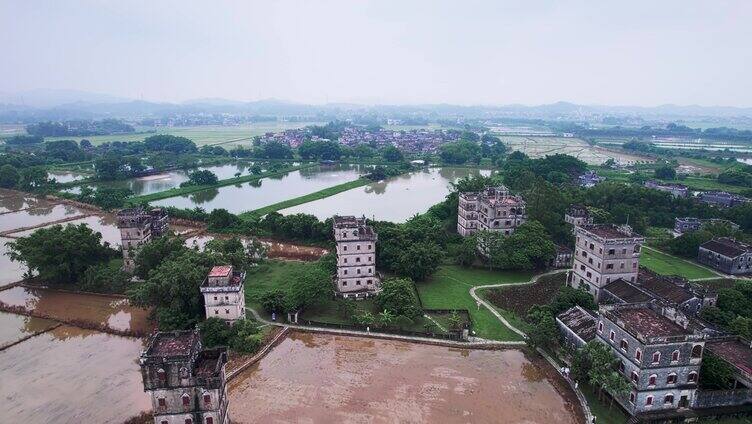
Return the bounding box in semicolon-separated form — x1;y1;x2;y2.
495;135;652;165
39;122;323;146
640;246;719;280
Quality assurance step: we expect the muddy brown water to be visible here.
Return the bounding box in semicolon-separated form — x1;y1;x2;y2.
0;325;150;423
0;311;58;347
228;332;581;423
186;234;328;261
0;286;153;334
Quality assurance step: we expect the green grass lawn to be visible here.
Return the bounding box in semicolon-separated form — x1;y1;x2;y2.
416;265;534;341
641;247;718;279
581;383;630;424
244;260;315;314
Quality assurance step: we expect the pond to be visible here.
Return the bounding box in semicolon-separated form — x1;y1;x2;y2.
228;332;581;423
0;286;153;334
9;214;123;246
0;189;57;214
280;167;492;222
0;204;88;233
48;170;89;184
0;325;150;423
0;241;28;287
152;164;368;214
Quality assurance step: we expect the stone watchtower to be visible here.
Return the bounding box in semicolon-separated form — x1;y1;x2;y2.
569;224;645;301
200;265;246;323
117;207;169;273
333;215;381;299
140;329;230;424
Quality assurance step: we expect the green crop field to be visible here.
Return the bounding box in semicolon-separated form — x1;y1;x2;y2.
415;265;534;341
40;122;323;146
640;247;718;280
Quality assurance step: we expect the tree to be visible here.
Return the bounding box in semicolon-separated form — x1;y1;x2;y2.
198;317;233;348
182;170;219;186
393;241;443;281
700;351;735;389
382;145;404;162
0;164;20;188
377;310;396;329
229;319;263;353
78;261;130;294
447;310;464;331
259;289;287;313
439;140;481;165
375;278;421;319
127;250;213;330
208;208;241;231
6;223;116;285
454;236;477;267
143;134;197;154
286;266;332;311
527;312;559;351
91;187;132;210
654;165;676;180
134;235;189;279
337;299;358;319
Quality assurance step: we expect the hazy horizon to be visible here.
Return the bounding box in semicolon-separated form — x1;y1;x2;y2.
2;1;751;108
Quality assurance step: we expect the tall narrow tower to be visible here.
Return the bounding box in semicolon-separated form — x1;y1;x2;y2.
569;224;644;301
333;216;381;299
117;207;169;273
140;329;230;424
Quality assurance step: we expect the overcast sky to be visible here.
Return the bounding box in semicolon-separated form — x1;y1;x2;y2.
1;0;751;106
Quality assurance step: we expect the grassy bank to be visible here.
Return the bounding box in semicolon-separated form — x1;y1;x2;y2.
641;246;719;279
239;178;370;219
416;265;534;341
127;163;316;204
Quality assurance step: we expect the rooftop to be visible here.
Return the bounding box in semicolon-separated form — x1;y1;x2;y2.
117;207;146;217
637;268;694;305
144;330;200;358
701;238;750;258
602;279;654;303
579;224;642;240
333;215;367;228
707;338;752;377
557;306;597;342
608;305;690;339
208;265;233;278
194;348;227;378
646;180;688;189
566;204;589;217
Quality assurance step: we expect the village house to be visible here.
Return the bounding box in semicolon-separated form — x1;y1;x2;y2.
595;303;705;415
556;305;598;350
674;217;740;234
564;204;593;229
200;265;246;322
599;267;717;315
117;207;169;273
698;237;752;275
140;329;230;424
697;191;751;208
552;245;574;268
457;185;526;237
333;216;381;298
568;224;645;301
578;170;604;188
644;180;689;198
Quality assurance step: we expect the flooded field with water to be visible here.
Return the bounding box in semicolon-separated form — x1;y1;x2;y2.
228;332;580;423
0;311;57;348
280;167;491;222
0;286;153;334
0;325;150;423
0;203;89;232
8;213;123;245
152;164;367;214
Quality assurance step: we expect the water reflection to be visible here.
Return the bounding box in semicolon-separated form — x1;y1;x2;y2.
0;325;150;423
0;311;57;347
188;187;220;204
153;164;366;214
281;168;493;222
0;286;153;334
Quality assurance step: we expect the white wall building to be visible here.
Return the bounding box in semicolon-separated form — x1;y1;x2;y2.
457;185;526;237
333;216;381;298
200;265;246;322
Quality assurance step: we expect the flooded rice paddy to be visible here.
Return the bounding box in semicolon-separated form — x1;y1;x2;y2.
0;241;28;287
0;311;57;348
0;325;150;423
0;188;57;214
8;213;123;246
152;164;368;214
48;170;89;183
0;286;153;334
280;167;491;222
228;332;580;424
0;203;88;232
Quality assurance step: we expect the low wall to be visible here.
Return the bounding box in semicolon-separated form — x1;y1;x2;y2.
694;389;752;409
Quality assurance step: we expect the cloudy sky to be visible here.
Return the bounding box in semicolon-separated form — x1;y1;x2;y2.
1;0;750;106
